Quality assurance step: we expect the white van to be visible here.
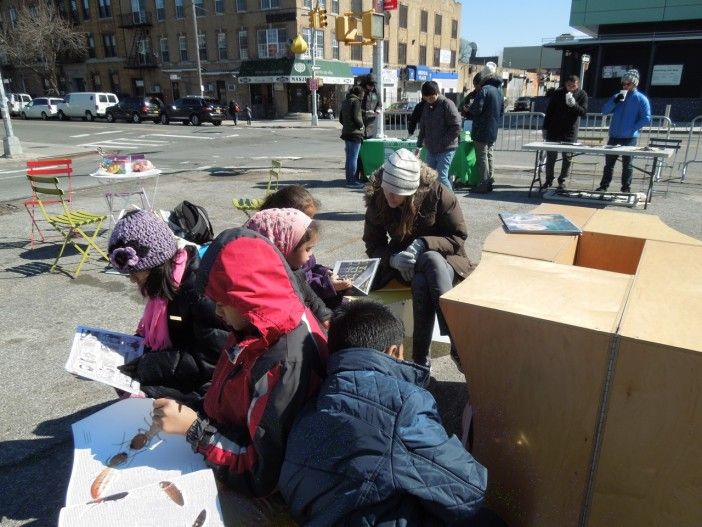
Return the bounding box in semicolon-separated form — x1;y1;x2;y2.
57;92;119;121
5;93;32;116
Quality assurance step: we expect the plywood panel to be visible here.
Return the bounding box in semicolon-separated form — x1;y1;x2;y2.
584;209;702;246
588;340;702;526
574;232;645;275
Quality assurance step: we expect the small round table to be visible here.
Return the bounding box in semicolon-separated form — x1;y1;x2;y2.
89;169;162;224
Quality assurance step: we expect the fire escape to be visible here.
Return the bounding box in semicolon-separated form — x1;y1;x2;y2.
119;10;158;69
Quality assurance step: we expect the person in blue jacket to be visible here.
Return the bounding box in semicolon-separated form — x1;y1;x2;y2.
596;69;652;193
279;299;493;527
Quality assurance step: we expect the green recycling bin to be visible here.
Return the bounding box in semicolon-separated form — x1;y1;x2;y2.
359;133;478;187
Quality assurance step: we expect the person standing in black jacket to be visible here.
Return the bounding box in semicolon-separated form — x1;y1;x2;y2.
406;100;425;136
339;85;365;188
541;75;588;190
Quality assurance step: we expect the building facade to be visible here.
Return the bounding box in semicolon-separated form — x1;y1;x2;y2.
1;0;461;118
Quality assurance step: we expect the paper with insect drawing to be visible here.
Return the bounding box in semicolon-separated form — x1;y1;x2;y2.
332;258;381;295
66;398;207;507
65;326;145;394
59;468;223;526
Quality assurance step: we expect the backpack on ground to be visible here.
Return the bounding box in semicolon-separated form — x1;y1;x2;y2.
168;201;214;245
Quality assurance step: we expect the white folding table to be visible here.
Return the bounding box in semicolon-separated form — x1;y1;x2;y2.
89;169;162;224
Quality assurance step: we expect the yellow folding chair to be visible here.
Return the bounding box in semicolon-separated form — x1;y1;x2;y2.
27;174;109;277
233;159;282;216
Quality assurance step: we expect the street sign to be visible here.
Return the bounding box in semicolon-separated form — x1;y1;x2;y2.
311;66;321;70
384;0;398;9
308;78;318;91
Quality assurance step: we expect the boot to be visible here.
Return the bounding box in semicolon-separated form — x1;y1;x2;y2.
470;179;493;194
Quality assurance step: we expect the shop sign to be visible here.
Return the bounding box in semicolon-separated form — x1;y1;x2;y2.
651;64;683;86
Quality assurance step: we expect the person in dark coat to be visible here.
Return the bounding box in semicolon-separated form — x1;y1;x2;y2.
364;149;473;371
541;75;588;190
279;299;489;526
361;74;382;139
460;73;483;132
339;85;365;188
109;210;229;406
228;99;239;125
469;62;504;194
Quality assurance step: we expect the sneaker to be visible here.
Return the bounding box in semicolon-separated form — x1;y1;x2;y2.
595;186;607;192
621;186;631;193
540;178;553;191
557;180;567;191
470;180;493;194
345;182;364;189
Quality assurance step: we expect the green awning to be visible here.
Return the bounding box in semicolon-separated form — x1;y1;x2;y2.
238;58;354;85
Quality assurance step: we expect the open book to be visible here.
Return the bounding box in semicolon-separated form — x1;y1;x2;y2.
499;213;582;235
332;258;381;296
65;326;144;394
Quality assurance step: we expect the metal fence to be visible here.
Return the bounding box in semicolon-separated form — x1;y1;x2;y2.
383;111;412;138
682;115;702;183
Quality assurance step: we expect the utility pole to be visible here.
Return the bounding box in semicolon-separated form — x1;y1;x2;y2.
191;1;204;97
372;3;384;138
311;28;318;127
0;73;22;158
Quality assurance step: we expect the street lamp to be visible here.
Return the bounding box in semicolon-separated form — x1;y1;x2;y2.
191;1;204;96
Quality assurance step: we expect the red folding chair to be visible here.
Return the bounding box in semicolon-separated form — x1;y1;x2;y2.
25;159;73;246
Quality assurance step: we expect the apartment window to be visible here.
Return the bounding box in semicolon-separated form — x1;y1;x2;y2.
434;14;442;35
179;35;188;61
198;31;207;60
215;0;224;14
433;47;440;67
257;28;287;58
98;0;111;18
238;30;248;59
91;72;102;89
420;10;427;32
351;0;361;13
331;0;339;14
217;32;227;59
451;49;456;68
160;37;170;62
260;0;279;9
82;0;90;19
175;0;184;18
451;19;458;39
419;45;426;65
195;0;204;16
155;0;165;20
69;0;80;20
332;36;339;59
383;42;388;63
86;33;96;58
110;70;120;93
103;33;117;57
399;4;407;28
9;8;17;28
302;28;323;59
398;42;406;65
236;0;246;11
304;0;324;7
137;38;151;65
351;44;362;61
303;0;311;7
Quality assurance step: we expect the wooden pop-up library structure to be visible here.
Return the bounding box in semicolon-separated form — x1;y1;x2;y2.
441;204;702;527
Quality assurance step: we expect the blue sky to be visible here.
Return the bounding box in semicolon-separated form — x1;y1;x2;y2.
460;1;588;57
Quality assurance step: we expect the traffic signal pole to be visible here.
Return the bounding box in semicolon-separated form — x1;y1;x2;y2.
192;1;204;97
311;29;318;127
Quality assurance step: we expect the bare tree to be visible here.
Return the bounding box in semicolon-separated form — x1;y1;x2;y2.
459;39;477;64
0;3;86;95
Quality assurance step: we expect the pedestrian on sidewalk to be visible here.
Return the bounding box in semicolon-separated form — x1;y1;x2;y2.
363;148;472;371
355;74;382;181
541;75;588;191
339;85;365;188
244;104;252;125
460;73;483;133
415;81;462;191
470;62;504;194
228;99;240;125
596;69;651;193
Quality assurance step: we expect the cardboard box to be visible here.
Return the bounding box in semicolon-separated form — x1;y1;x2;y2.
440;206;702;526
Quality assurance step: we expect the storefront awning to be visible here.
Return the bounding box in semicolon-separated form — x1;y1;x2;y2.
238;58;354;85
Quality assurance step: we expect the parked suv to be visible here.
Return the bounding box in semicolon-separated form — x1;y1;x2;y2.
20;97;64;120
160;96;223;126
4;93;32;116
513;96;533;112
106;96;164;123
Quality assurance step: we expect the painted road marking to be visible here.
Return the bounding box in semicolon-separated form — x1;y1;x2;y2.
144;134;214;140
70;133;91;138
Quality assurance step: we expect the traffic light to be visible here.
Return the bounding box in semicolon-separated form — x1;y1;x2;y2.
362;10;385;40
308;8;319;28
335;14;358;42
319;8;328;28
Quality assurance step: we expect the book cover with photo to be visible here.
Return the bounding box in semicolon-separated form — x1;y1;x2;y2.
332;258;381;296
499;213;582;235
65;326;144;394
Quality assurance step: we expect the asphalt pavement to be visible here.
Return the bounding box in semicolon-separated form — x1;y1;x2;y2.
0;121;701;526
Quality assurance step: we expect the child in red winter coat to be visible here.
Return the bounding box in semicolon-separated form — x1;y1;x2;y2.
152;227;328;500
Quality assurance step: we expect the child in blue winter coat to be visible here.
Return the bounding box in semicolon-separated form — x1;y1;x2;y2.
279;299;495;526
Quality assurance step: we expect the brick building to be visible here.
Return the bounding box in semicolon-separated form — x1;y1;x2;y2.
1;0;461;118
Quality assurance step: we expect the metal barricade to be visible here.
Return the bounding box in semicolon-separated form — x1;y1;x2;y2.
383;111;412;138
682;115;702;183
495;112;545;151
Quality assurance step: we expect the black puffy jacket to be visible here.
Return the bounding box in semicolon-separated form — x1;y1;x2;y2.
135;246;229;407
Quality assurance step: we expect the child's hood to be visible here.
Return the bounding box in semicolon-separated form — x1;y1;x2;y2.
197;228;306;347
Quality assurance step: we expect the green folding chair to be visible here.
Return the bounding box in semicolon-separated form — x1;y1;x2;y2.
233;159;282;216
27;174;108;277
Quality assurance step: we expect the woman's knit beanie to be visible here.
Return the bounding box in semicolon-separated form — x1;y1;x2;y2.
381;148;421;196
108;210;178;273
622;69;640;86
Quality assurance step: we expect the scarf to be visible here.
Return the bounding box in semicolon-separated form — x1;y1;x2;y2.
243;208;312;257
137;249;188;351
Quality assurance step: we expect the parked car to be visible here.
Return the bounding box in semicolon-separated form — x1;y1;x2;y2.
20;97;64;120
384;101;417;126
57;92;119;121
4;93;32;116
513;96;533;112
106;96;164;123
160;96;224;126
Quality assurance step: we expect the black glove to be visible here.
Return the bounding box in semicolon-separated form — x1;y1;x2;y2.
615;93;625;102
117;358;140;378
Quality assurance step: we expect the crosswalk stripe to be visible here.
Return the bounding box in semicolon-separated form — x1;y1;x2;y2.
146;134;214;140
93;130;124;135
70;133;91;138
